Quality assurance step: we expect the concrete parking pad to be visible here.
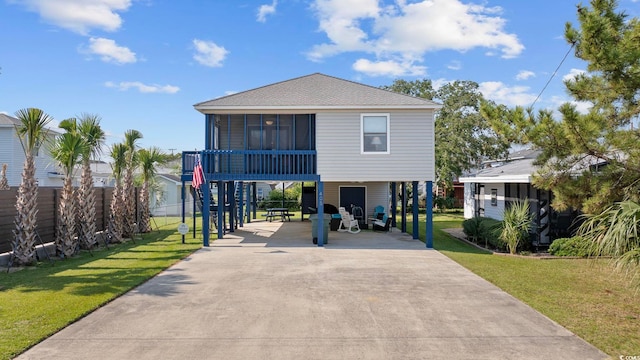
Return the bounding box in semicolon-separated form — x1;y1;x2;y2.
16;221;608;360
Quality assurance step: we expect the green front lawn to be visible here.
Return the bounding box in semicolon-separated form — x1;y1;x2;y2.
0;226;203;360
414;212;640;357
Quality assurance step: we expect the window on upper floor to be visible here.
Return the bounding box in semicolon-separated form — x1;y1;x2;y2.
361;113;389;154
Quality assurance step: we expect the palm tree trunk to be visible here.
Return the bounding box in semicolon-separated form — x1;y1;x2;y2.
56;176;77;258
78;160;97;248
0;163;9;190
12;154;38;265
139;181;151;233
122;165;136;238
107;181;123;243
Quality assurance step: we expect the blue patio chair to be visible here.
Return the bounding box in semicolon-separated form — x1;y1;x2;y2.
373;205;386;220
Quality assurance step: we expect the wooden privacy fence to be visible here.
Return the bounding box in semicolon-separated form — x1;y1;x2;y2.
0;187;133;254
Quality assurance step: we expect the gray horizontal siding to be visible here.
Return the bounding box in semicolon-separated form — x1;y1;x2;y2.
317;110;434;182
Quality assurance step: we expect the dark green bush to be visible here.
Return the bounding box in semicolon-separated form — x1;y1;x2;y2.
479;218;504;251
461;217;505;250
548;236;590;257
462;217;482;240
258;188;300;210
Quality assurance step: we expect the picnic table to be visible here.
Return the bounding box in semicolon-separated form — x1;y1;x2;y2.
263;208;292;222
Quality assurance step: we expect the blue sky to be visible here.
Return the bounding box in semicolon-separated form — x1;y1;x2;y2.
1;0;639;156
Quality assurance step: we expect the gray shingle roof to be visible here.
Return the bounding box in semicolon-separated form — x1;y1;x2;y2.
0;113;62;134
0;113;20;126
194;73;441;112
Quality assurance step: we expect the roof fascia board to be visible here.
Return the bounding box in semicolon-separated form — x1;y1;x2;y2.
459;175;532;184
195;104;442;114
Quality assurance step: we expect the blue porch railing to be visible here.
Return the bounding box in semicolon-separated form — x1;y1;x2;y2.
182;150;317;181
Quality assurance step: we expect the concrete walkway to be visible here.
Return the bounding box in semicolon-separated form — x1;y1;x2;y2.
16;221;607;360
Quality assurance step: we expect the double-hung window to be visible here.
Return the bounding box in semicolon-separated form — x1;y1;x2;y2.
361;113;389;154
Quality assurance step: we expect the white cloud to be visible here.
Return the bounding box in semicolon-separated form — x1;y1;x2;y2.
257;0;277;23
515;70;535;80
548;96;592;115
447;60;461;70
353;58;426;76
562;68;586;82
12;0;132;35
479;81;536;107
308;0;523;77
192;39;228;67
85;37;136;64
105;81;180;94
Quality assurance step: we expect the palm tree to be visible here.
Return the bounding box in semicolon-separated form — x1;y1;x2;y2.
107;143;127;244
122;130;143;238
500;199;534;254
50;129;86;258
59;114;106;249
12;108;52;266
579;201;640;282
137;147;165;233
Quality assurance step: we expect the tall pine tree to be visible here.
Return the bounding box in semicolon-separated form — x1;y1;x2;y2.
482;0;640;214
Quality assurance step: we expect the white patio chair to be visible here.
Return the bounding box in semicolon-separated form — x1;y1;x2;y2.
338;207;361;234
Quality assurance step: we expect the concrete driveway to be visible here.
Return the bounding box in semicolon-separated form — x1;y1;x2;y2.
16;221;607;360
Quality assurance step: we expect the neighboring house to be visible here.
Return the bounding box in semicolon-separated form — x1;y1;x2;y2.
181;73;440;246
75;160;117;187
459;148;578;247
152;173;190;216
0;113;64;187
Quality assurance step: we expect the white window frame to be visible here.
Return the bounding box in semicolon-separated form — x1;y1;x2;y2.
361;113;390;154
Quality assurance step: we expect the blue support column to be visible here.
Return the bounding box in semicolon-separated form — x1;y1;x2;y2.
391;182;397;228
317;180;324;247
252;182;257;219
426;180;434;248
238;181;244;227
202;182;210;247
217;181;224;239
192;186;196;239
227;181;235;233
246;182;251;223
181;181;186;244
401;182;407;233
412;181;419;239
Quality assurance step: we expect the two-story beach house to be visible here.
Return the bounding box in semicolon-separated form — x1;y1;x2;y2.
181;73;440;246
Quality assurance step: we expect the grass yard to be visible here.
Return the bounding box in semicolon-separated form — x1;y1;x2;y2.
0;225;203;360
416;212;640;357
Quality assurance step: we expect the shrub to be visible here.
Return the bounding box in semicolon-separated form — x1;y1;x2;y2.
462;217;482;241
500;200;534;254
258;188;300;210
548;236;590;257
479;218;504;250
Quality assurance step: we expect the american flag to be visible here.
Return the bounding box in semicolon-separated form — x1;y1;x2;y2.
192;154;205;189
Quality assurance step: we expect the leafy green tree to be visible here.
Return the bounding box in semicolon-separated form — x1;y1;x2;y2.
12;108;52;265
382;79;509;191
481;0;640;214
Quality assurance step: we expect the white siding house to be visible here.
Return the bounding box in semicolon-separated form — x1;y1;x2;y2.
459;149;578;247
186;73;440;246
0;113;64;187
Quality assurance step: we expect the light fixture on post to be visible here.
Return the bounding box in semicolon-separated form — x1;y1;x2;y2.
265;119;274;126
